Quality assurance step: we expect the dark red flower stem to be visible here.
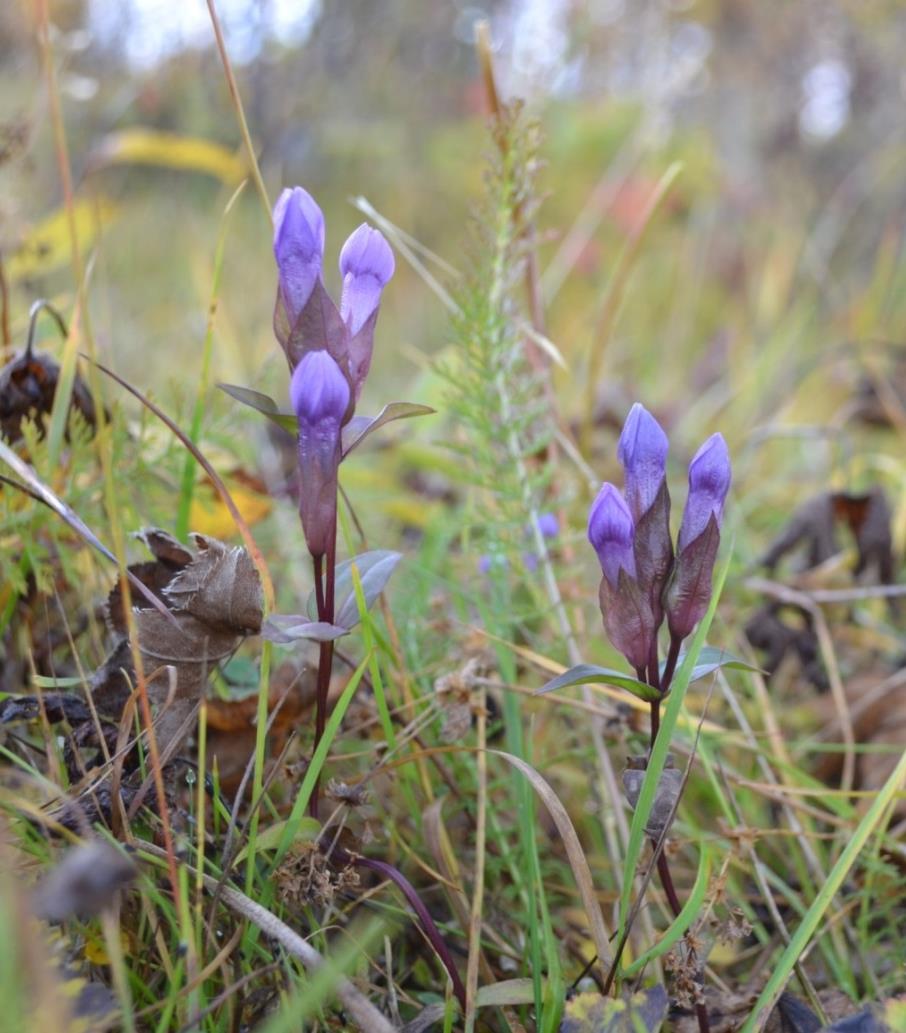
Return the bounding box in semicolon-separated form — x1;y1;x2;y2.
353;854;467;1010
660;632;682;693
310;528;337;819
645;636;709;1033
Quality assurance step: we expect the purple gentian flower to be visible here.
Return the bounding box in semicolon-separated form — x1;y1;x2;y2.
677;433;731;549
588;484;637;587
618;403;669;520
273;187;325;327
272;188;395;404
290;350;350;558
340;225;396;336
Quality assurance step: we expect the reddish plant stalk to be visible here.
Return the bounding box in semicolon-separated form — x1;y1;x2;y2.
310;529;337;819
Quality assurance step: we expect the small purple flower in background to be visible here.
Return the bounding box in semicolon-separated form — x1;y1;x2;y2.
588;484;636;587
677;434;731;550
273;187;325;326
618;403;669;520
534;512;560;539
290;350;350;559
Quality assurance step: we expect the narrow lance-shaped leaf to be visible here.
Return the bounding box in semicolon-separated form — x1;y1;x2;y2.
661;645;760;685
341;401;435;456
262;616;349;644
217;383;298;433
535;663;661;703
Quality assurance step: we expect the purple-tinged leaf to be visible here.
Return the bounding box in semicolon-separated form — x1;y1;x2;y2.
262;615;348;644
334;550;402;630
218;383;297;433
661;645;759;685
534;663;660;703
666;515;721;641
341;401;435;456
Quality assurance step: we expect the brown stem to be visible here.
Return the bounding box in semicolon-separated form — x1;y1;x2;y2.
310;534;337;819
661;632;683;693
649;699;660;744
657;845;709;1033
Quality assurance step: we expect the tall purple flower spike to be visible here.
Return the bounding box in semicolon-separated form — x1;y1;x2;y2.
677;433;731;550
290;350;350;558
618;403;669;520
273;187;325;327
588;484;637;587
272;190;394;405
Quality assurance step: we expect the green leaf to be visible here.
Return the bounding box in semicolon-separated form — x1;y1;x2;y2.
341;401;435;456
234;816;320;862
664;645;759;685
218;383;298;432
622;845;711;976
535;664;661;703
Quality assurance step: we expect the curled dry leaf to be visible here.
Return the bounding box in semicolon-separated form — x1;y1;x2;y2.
622;754;682;840
760;487;895;585
0;346;98;444
559;985;669;1033
10;528;264;823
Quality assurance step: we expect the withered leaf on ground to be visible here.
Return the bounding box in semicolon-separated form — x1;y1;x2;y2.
760;488;895;584
33;840;137;923
560;985;669;1033
10;529;264;825
0;346;98;443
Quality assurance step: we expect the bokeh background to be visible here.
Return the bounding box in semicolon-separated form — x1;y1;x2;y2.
3;0;906;568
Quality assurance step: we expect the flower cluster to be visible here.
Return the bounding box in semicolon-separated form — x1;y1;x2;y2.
272;187;395;557
587;404;731;674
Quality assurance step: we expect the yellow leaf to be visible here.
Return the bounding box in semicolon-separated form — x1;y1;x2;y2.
188;479;272;539
7;198;118;282
89;128;246;185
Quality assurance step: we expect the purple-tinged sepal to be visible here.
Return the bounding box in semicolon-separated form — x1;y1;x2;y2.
632;476;674;627
599;570;656;673
290;350;350;558
665;513;720;641
665;434;730;640
340;224;395;399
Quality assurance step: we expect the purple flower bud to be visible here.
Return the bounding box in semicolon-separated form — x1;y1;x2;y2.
588;484;637;587
618;403;669;520
289;351;349;559
339;224;395;336
479;553;508;575
678;433;731;550
289;350;350;427
273;187;325;327
534;512;560;539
